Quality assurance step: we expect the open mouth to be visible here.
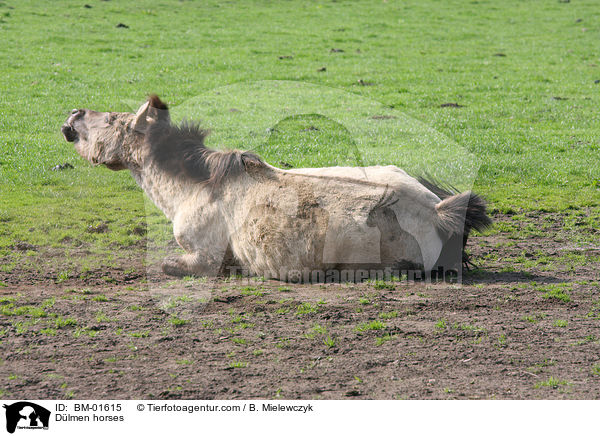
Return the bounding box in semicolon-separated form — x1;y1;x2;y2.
61;124;78;142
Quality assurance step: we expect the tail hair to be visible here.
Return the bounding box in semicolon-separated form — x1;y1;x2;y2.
419;177;492;244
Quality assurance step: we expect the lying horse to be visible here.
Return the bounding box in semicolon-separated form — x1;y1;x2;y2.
62;95;491;281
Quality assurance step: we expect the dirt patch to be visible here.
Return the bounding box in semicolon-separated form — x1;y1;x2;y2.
1;212;599;399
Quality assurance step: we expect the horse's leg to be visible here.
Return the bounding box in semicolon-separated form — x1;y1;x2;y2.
161;213;230;277
161;252;219;277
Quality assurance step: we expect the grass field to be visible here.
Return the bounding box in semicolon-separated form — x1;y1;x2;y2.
1;0;600;400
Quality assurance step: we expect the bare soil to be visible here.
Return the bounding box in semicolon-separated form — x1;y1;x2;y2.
1;212;599;400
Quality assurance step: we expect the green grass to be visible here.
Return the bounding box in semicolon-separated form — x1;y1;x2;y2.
295;302;318;316
322;335;337;348
56;315;81;330
355;320;386;333
73;327;98;338
375;334;397;346
534;376;570;389
1;304;47;318
378;311;398;320
536;284;572;303
239;287;265;297
304;323;328;339
91;295;109;303
434;319;447;331
372;281;395;291
1;0;600;271
168;316;188;327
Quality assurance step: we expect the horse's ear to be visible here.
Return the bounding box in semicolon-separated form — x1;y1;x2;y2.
132;100;151;132
148;94;170;123
148;95;168;111
132;95;170;132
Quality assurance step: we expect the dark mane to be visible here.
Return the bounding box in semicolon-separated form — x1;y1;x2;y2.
146;120;265;189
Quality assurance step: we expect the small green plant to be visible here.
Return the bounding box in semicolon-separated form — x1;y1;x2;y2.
1;305;47;318
522;313;547;323
355;320;386;332
175;295;193;302
295;302;318;316
375;334;397;346
92;295;108;302
231;314;247;324
95;310;112;323
553;319;568;328
304;323;327;339
378;311;398;320
591;364;600;376
39;328;57;336
229;361;248;368
252;349;263;356
169;316;188;327
527;359;556;374
534;376;569;389
73;327;98;338
231;337;247;345
323;335;336;348
54;316;77;328
358;296;371;305
434;319;447;330
13;321;29;335
372;280;395;291
200;320;214;329
498;334;507;347
41;297;55;308
276;337;290;348
240;286;264;297
536;284;572;303
572;335;597;346
56;270;71;283
176;359;193;365
128;331;149;338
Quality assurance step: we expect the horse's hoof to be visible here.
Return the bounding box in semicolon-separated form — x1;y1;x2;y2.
161;258;188;277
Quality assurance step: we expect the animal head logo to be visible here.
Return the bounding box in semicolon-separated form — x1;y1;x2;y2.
3;402;50;434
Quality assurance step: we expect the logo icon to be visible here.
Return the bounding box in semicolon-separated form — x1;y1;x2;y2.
3;402;50;434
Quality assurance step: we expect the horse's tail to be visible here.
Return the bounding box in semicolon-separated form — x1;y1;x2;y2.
434;191;491;241
418;178;492;245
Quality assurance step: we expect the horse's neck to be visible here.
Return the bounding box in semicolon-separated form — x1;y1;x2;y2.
130;165;195;221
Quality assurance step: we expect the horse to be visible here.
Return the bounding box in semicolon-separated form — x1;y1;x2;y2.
62;95;491;282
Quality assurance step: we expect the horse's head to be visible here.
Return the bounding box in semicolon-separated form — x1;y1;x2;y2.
61;95;169;170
